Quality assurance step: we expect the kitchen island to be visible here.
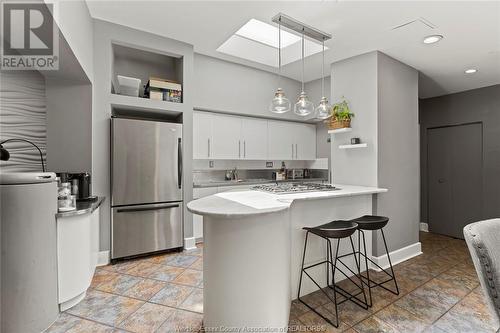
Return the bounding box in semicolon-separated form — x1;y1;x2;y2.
187;184;387;332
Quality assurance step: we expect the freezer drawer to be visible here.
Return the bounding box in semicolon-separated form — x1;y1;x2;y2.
112;202;183;259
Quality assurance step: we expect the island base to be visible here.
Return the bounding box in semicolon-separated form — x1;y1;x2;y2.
203;210;290;332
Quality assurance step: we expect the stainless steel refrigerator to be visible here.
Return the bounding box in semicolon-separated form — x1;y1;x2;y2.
111;118;183;259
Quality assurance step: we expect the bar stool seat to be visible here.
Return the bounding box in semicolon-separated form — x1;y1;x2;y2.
351;215;388;230
303;220;358;239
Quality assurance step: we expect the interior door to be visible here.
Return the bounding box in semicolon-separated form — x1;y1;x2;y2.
241;117;268;160
211;114;241;159
427;123;483;238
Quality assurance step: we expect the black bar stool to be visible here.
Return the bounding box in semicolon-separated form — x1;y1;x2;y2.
351;215;399;307
297;220;368;328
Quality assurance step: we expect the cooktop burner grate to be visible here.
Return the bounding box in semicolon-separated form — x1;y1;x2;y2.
251;183;339;194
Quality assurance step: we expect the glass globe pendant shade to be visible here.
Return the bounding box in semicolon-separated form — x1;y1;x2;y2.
294;91;315;116
269;88;291;113
315;97;332;120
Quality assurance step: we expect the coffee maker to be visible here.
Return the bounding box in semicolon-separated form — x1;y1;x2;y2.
57;172;96;201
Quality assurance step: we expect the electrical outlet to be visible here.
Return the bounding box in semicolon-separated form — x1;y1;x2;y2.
209;161;214;168
266;162;273;168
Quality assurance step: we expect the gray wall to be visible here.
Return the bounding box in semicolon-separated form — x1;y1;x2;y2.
0;71;47;172
305;77;331;159
330;51;420;256
331;52;378;186
93;19;194;251
194;54;304;120
48;0;94;82
45;79;92;173
420;84;500;223
375;53;420;255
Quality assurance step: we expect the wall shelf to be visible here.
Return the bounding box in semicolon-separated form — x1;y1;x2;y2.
110;93;183;115
339;143;368;149
328;127;352;134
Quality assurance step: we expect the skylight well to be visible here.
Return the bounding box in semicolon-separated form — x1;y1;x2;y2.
217;18;326;67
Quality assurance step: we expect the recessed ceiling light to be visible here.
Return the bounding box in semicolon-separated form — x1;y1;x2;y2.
423;35;443;44
465;68;478;74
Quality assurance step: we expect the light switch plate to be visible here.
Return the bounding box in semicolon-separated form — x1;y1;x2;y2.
266;162;273;168
209;161;214;168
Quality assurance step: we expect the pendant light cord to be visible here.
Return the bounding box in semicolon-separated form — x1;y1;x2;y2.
301;30;305;92
278;20;282;87
321;39;325;97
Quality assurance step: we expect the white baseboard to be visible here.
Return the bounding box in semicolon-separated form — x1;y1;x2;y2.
184;237;197;251
97;251;110;266
371;242;422;271
60;291;86;311
195;237;204;244
420;222;429;232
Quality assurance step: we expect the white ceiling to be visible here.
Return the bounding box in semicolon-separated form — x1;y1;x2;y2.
86;1;500;98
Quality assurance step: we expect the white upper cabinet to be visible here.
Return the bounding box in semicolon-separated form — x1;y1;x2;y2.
241;118;268;160
193;111;212;159
294;123;317;160
267;120;295;160
211;114;242;159
193;112;316;160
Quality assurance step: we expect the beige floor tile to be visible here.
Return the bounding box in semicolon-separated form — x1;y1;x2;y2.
173;269;203;287
117;302;175;333
179;288;203;313
374;304;428;333
156;309;203;333
122;278;166;301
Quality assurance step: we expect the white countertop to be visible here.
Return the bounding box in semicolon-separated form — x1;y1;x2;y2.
187;184;387;218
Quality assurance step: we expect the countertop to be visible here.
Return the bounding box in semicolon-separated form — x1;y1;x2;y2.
187;184;387;218
193;178;328;188
56;196;105;218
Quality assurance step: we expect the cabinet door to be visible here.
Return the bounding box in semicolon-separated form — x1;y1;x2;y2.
295;123;316;160
241;118;268;160
193;112;212;159
268;120;294;160
211;114;242;159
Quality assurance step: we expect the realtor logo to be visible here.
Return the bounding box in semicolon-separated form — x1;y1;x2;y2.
1;1;59;70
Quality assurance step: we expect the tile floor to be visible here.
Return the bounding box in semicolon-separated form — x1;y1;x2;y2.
45;233;499;333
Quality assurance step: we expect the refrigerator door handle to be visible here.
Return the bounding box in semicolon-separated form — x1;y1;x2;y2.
178;138;182;189
116;203;180;213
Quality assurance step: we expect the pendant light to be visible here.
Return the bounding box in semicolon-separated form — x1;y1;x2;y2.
294;30;314;117
315;38;332;119
269;20;291;114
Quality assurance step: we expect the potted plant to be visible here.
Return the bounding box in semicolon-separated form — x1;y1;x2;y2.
328;98;355;130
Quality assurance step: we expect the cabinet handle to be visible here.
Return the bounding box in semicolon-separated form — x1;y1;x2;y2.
292;144;294;159
244;141;246;158
239;140;241;158
295;144;298;159
208;138;211;158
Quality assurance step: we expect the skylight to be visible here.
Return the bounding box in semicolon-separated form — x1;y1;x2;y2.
217;18;326;68
235;19;301;49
